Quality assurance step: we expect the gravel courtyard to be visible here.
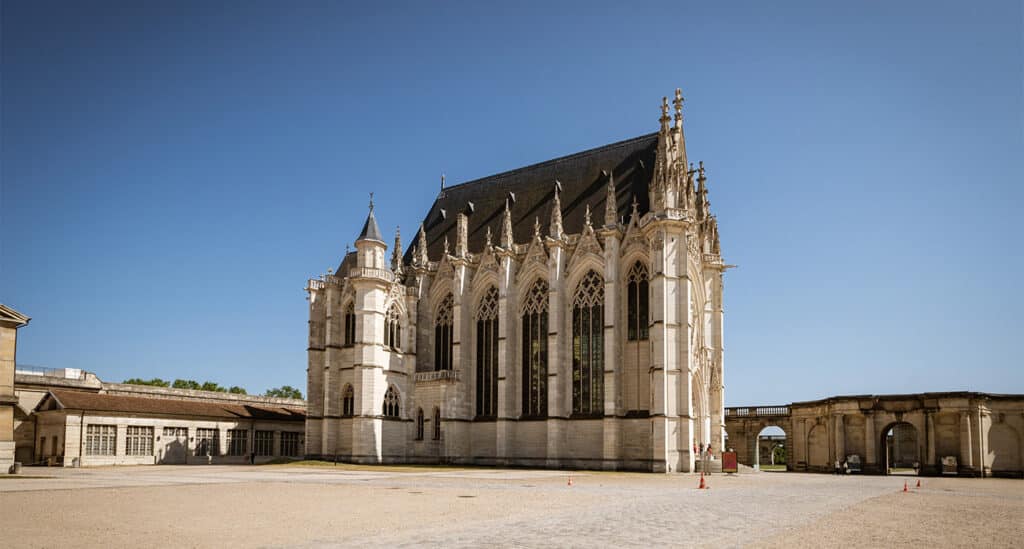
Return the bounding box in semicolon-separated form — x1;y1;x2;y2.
1;464;1021;548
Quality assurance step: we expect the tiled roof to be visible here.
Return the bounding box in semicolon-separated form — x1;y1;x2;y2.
43;389;305;421
404;133;658;263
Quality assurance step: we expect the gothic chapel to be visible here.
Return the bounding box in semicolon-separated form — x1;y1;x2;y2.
306;90;728;472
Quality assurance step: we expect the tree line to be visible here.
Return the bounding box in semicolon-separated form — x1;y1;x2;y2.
122;378;303;400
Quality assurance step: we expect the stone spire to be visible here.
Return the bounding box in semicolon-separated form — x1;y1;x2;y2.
500;199;514;249
673;88;688;170
698;161;709;219
415;223;428;266
659;96;671;135
673;88;683;129
549;181;563;239
604;171;617;227
390;226;402;273
455;212;468;258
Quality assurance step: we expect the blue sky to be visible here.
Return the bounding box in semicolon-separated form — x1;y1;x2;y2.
2;1;1021;403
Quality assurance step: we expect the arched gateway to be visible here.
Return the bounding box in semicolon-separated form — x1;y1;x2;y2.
728;392;1024;477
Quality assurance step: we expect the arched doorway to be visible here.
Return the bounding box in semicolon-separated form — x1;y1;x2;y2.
754;425;787;471
882;422;919;475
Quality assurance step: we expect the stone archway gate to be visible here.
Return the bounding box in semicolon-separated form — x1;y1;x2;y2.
728;392;1024;477
724;405;794;471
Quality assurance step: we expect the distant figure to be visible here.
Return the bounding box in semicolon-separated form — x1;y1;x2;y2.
250;451;256;465
834;459;841;474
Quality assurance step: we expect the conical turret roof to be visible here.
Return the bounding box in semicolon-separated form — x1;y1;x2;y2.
357;200;385;244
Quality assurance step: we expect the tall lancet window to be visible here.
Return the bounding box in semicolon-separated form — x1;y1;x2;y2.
475;287;499;418
434;294;454;371
572;270;605;416
384;304;402;351
626;261;650;341
343;302;356;346
521;279;549;417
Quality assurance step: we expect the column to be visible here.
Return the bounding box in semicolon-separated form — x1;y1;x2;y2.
493;252;516;462
960;411;973;470
835;414;846;463
864;412;876;471
601;230;620;470
926;411;936;471
546;244;565;467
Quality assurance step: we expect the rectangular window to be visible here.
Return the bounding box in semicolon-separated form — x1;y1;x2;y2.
227;429;249;456
254;430;274;456
195;428;220;456
125;426;154;456
86;425;117;456
280;432;301;457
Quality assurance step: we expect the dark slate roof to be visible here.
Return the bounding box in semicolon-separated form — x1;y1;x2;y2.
357;208;385;243
42;389;306;422
403;133;658;263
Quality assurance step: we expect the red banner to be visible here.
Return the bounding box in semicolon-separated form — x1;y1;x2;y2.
722;451;738;473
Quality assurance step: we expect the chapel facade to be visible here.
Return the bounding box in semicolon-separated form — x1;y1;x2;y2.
305;90;728;472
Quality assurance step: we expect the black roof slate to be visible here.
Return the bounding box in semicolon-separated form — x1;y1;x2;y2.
403;133;658;263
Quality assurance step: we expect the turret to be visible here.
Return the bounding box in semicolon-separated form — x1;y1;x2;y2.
355;194;387;270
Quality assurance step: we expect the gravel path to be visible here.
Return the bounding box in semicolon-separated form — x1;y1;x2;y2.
1;466;1020;548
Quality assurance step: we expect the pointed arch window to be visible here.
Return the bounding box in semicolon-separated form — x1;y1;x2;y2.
521;279;549;418
572;270;605;416
434;294;454;371
476;287;499;418
341;384;354;417
343;302;356;346
384;304;402;351
383;386;401;418
415;408;424;440
627;262;649;341
433;407;442;440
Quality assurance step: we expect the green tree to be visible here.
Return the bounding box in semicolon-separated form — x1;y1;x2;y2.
172;379;201;390
265;385;303;400
200;381;225;393
228;386;247;395
123;377;171;387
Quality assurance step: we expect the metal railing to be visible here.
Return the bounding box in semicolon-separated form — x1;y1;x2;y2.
414;370;460;383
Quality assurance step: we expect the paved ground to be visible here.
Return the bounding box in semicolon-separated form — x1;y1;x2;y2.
1;465;1021;548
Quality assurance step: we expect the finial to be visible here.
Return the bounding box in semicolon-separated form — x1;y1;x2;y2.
584;204;592;227
345;243;350;254
442;236;449;255
485;226;493;247
500;200;514;248
661;97;669;118
534;217;541;239
549;181;563;239
698;160;705;179
673;88;684;124
327;267;333;275
630;195;640;221
605;170;617;226
369;192;374;212
440;173;445;190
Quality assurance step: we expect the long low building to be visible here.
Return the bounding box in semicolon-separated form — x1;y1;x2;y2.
14;367;306;467
34;389;306;466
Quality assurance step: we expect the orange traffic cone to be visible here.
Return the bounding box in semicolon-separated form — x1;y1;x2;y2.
567;475;573;487
916;479;921;489
903;480;908;492
698;472;707;489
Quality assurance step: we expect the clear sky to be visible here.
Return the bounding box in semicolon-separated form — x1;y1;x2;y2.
2;1;1021;404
